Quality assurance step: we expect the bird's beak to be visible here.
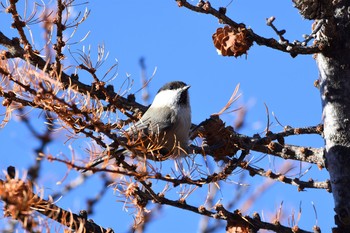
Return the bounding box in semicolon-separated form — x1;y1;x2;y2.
183;85;191;91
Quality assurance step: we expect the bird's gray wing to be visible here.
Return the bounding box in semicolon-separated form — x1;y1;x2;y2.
126;107;176;138
82;107;176;171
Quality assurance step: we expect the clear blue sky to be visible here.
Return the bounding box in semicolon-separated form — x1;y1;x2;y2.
0;1;331;232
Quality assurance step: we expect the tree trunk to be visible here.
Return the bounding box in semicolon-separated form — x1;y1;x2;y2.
317;1;350;230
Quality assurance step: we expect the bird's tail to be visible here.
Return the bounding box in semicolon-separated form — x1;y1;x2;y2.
82;148;127;172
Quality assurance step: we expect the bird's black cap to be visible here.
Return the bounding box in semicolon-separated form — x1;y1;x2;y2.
158;81;188;93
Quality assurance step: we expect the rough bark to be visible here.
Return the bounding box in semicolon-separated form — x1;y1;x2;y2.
316;1;350;230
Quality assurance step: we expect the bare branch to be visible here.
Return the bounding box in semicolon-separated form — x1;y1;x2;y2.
242;162;331;191
52;0;66;75
176;0;323;57
135;180;315;233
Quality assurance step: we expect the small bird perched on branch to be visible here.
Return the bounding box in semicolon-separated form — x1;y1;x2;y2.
84;81;192;170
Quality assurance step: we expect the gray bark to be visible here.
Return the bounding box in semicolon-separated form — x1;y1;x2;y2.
316;1;350;230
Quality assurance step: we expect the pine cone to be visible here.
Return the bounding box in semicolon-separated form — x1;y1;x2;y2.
212;25;253;57
198;115;239;160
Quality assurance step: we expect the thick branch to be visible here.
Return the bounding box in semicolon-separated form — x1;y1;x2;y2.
317;1;350;229
197;116;325;166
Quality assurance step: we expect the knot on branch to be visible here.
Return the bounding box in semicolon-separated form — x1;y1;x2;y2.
199;115;239;160
225;209;256;233
293;0;332;20
212;25;253;57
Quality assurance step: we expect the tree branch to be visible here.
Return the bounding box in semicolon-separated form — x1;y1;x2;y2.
136;179;314;233
196;116;325;167
0;30;146;115
242;162;331;191
176;0;323;57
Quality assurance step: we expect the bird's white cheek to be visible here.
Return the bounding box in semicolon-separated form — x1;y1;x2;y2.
150;90;178;108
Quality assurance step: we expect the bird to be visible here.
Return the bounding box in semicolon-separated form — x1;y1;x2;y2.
84;81;192;170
